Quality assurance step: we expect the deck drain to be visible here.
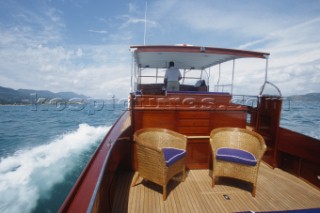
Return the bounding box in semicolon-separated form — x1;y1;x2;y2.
223;194;230;200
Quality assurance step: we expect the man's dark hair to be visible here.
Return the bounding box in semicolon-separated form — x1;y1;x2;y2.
169;61;174;67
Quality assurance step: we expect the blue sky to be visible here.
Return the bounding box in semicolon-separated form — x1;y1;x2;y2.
0;0;320;98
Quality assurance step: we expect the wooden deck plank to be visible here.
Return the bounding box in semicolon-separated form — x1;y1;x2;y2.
179;176;200;213
113;163;320;213
189;170;216;213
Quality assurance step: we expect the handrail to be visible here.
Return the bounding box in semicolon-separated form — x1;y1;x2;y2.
259;57;282;97
137;75;202;82
214;84;233;93
231;95;259;107
259;80;282;97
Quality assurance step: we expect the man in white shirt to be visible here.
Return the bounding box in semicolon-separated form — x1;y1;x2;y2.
164;61;182;91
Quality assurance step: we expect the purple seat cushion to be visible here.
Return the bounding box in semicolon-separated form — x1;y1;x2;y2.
162;148;186;167
216;147;257;166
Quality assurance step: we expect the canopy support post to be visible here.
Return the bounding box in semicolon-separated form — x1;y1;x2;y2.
231;59;235;94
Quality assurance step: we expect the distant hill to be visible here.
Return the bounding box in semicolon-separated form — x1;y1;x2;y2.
288;93;320;101
0;86;88;104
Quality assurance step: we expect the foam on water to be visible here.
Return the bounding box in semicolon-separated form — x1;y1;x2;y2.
0;123;110;213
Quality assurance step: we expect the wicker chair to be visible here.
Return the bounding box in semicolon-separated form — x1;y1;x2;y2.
209;127;266;197
132;128;187;200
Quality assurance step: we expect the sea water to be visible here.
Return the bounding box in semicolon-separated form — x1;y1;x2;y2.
0;102;126;213
0;98;319;213
281;99;320;139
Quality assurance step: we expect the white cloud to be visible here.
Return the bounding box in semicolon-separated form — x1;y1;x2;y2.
257;17;320;95
88;29;108;34
0;0;319;99
0;2;131;98
76;48;83;57
0;12;131;98
157;1;320;95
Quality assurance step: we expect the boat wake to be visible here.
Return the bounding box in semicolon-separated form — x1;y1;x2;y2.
0;123;110;213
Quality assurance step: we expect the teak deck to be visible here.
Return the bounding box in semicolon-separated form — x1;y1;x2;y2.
112;162;320;213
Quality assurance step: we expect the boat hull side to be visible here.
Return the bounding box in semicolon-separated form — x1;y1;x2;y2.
59;110;132;213
277;127;320;188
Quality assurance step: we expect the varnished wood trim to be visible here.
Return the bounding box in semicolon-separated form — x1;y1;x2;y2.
187;136;210;139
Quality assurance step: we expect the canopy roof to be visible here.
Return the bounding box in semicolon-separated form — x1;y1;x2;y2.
131;45;269;70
